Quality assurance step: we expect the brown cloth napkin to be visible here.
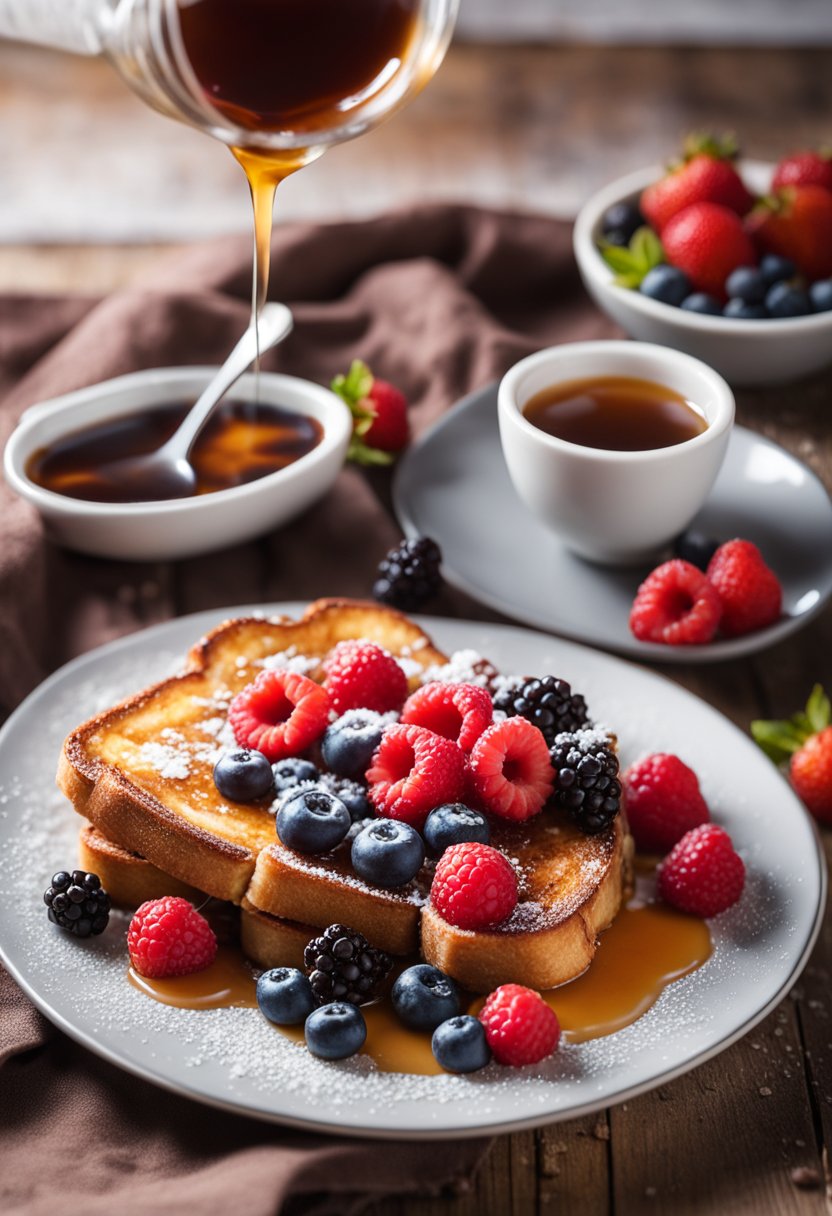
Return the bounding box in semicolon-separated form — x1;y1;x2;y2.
0;203;612;1215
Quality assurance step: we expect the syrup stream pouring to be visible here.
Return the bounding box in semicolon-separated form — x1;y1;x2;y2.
89;302;294;501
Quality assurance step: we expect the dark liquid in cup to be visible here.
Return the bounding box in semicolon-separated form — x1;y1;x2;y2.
522;376;707;452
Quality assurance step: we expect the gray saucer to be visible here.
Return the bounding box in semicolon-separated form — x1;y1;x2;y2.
393;383;832;662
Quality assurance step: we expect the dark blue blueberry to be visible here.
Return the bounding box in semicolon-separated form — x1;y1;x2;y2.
759;254;796;286
318;772;371;822
276;787;351;854
601;200;643;243
680;292;722;316
351;819;425;888
213;749;274;802
672;530;720;571
322;709;388;779
765;282;811;318
256;967;316;1026
304;1001;366;1060
809;279;832;313
272;756;319;795
639;265;690;307
432;1015;492;1074
423;803;490;856
602;228;631;248
725;266;766;304
391;964;460;1032
723;298;767;319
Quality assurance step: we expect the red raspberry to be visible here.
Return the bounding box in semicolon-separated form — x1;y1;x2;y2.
467;717;553;821
478;984;560;1067
623;753;710;854
127;896;217;979
366;723;465;827
324;640;408;715
629;559;722;646
400;681;493;752
657;824;745;918
430;842;518;930
229;669;330;762
706;539;782;637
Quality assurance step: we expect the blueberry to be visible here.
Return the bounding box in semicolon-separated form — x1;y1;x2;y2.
601;200;643;243
765;282;811;318
317;771;371;821
256;967;316;1025
639;265;690;307
723;299;767;319
432;1015;492;1074
672;530;720;571
304;1001;366;1060
602;228;631;248
351;819;425;887
760;254;796;286
680;292;722;316
276;787;351;854
272;756;319;795
391;964;460;1032
810;279;832;312
322;709;387;779
423;803;490;856
725;266;766;304
213;749;274;802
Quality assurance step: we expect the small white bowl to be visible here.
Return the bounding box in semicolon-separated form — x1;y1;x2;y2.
573;161;832;386
3;367;352;561
498;340;734;566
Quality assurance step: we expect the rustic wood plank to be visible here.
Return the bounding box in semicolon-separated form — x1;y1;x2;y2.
537;1112;611;1215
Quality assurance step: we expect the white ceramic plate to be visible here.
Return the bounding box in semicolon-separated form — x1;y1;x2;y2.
394;383;832;663
0;605;824;1139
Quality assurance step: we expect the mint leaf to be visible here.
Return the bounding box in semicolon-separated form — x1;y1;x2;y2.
599;225;665;289
331;359;374;410
750;719;805;764
806;684;831;733
347;436;394;467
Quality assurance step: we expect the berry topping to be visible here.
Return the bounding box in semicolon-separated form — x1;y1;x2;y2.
401;681;493;752
323;639;408;715
256;967;316;1026
350;818;425;888
228;669;330;763
493;675;590;746
276;786;351;855
391;963;461;1031
331;359;409;463
127;896;217;979
213;748;274;802
753;685;832;825
467;717;553;821
366;723;466;828
303;923;392;1006
432;1015;492;1074
430;842;518;930
272;756;320;795
549;730;622;835
657;824;745;918
317;772;371;821
373;536;444;612
321;709;389;779
423;802;491;856
629;559;722;645
304;1001;367;1060
478;984;561;1067
706;539;782;637
44;869;110;938
623;753;710;854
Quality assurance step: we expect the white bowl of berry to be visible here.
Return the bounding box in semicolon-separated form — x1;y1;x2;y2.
573;137;832;386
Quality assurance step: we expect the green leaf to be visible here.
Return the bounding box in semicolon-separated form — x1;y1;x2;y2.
682;131;740;162
331;359;375;410
347;436;394;467
599;226;665;290
806;684;831;733
599;244;639;275
750;719;805;764
631;225;664;270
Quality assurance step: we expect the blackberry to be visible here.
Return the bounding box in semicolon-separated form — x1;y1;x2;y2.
494;675;589;746
373;537;442;612
44;869;110;937
303;923;392;1006
549;733;622;835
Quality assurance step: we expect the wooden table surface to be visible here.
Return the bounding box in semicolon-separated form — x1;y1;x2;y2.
2;39;832;1216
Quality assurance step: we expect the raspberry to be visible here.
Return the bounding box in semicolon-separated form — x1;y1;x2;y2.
400;682;493;752
467;717;553;821
228;669;330;763
629;559;722;645
366;723;465;827
623;753;710;854
657;824;745;918
430;842;518;930
127;896;217;979
323;640;409;715
706;539;782;637
478;984;560;1067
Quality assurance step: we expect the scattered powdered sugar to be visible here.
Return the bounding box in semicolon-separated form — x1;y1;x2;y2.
420;649;493;687
253;647;319;677
553;726;615;753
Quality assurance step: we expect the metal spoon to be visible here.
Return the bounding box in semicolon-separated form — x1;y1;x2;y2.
95;302;294;501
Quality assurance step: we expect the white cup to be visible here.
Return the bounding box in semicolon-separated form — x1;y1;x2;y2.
497;340;735;566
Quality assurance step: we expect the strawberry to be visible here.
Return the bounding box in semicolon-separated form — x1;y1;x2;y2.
662;202;757;299
772;150;832;195
746;186;832;281
752;685;832;825
331;359;409;466
640;134;755;234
